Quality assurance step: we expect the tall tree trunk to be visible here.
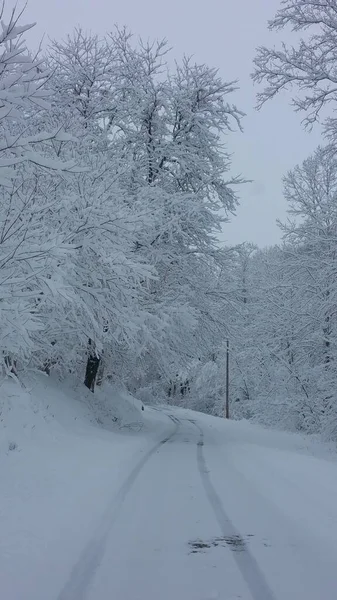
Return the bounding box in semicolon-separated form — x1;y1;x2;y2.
84;339;100;392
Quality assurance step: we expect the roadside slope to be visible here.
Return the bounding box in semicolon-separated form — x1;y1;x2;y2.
0;375;171;600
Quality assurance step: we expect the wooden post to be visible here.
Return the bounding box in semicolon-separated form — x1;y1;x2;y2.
225;340;229;419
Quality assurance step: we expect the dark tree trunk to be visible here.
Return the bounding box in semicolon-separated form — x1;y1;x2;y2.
84;339;100;392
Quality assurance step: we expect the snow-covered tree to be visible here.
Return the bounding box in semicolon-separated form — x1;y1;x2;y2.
0;3;245;398
43;28;244;390
0;7;80;370
253;0;337;143
280;147;337;435
192;147;337;440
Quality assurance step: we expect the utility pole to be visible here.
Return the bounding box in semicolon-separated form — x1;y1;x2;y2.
225;339;229;419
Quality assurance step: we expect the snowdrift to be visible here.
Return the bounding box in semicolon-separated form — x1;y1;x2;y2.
0;373;144;455
0;374;151;600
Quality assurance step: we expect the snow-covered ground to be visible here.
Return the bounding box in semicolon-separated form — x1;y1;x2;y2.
1;377;337;599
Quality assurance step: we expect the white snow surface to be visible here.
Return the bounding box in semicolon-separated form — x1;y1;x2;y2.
1;377;337;600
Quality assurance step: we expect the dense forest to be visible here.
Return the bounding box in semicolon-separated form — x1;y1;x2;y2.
2;0;337;441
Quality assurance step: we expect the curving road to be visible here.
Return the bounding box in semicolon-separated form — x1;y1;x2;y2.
57;407;337;600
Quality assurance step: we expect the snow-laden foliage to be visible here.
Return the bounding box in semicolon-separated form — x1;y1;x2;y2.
42;27;244;386
179;148;337;442
0;7;81;364
0;7;243;392
253;0;337;144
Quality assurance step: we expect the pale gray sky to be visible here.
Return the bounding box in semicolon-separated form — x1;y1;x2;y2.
24;0;322;247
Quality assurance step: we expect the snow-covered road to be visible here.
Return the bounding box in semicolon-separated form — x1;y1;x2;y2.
56;406;337;600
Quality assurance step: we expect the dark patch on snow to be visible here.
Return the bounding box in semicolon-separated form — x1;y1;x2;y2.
8;441;18;452
216;535;246;552
189;540;212;553
189;534;258;554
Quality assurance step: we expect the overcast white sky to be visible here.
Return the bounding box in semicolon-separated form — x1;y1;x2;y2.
24;0;322;247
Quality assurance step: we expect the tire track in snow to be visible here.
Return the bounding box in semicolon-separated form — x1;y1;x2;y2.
57;416;179;600
190;419;276;600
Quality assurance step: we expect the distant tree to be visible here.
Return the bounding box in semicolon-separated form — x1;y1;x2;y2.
225;148;337;438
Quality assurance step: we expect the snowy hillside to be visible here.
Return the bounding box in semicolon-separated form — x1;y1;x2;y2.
0;374;166;600
0;374;145;451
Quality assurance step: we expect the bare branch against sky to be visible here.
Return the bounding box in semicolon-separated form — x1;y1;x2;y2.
25;0;322;247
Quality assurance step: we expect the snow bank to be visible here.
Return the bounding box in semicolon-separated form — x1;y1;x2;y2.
0;374;153;600
0;373;144;453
